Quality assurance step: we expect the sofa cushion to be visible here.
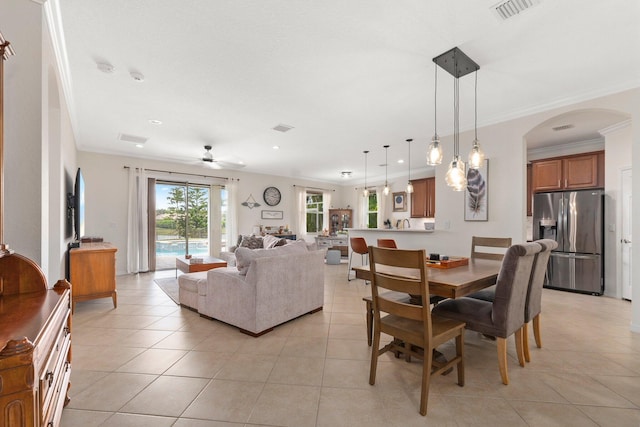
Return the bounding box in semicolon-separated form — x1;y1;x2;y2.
235;240;308;275
240;235;263;249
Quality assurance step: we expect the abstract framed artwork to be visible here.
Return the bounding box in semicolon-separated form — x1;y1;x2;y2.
464;159;489;221
393;192;407;212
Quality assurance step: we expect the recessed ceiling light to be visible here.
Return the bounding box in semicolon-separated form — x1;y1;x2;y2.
97;62;114;73
397;159;404;164
135;144;144;148
148;119;162;125
273;145;280;150
130;71;145;82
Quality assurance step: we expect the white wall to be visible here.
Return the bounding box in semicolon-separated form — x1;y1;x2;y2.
2;0;78;286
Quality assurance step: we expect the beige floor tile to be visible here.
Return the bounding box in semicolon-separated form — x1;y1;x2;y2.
165;350;232;378
281;336;328;358
120;375;209;416
59;409;112;427
71;344;145;371
181;379;263;422
326;338;372;360
328;323;368;340
152;330;212;350
100;412;177;426
288;321;330;337
267;356;325;386
194;333;250;352
579;405;640;427
330;311;366;325
116;348;188;374
68;369;109;398
82;313;165;329
247;383;320;427
173;420;242;427
118;329;174;348
234;334;287;355
316;387;389;427
540;372;637;407
322;359;372;389
591;374;640;407
214;353;277;382
443;396;529;426
68;372;157;411
72;327;136;346
510;400;599;427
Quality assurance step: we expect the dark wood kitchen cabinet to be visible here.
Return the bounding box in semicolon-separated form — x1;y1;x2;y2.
531;151;604;193
410;177;435;218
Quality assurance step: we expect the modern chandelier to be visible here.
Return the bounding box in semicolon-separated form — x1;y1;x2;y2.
432;47;480;191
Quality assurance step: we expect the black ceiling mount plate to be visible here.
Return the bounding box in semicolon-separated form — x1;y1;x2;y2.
433;47;480;79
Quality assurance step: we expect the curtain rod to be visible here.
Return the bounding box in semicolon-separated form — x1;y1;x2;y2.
293;184;335;192
123;166;235;181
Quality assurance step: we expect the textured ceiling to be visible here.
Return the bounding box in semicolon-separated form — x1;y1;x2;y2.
55;0;639;183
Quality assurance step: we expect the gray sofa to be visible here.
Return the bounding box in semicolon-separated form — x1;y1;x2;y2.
198;240;325;336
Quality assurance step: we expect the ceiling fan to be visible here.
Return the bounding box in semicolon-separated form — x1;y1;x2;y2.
200;145;245;170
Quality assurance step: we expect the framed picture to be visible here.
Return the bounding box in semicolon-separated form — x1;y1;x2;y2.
393;192;407;212
261;210;283;220
465;159;489;221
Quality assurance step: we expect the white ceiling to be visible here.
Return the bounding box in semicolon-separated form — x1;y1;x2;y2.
56;0;640;184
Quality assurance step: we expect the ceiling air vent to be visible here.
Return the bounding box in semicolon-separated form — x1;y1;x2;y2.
492;0;540;20
118;133;148;144
272;124;294;133
552;124;575;132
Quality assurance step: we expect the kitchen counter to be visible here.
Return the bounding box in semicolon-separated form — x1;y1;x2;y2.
346;228;434;233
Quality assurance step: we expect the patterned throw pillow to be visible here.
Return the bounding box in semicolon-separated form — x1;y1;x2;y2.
239;235;263;249
274;238;288;247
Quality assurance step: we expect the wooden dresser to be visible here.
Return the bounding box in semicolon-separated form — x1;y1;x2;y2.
0;253;72;427
69;242;117;312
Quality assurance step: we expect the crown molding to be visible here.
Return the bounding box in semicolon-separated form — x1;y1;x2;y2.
599;119;631;135
527;138;604;161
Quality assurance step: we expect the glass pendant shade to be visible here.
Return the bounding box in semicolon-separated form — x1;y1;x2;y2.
406;181;414;194
426;135;443;165
383;185;390;196
445;156;467;191
468;139;485;169
363;188;369;197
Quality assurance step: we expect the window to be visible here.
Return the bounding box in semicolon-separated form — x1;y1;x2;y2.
367;192;378;228
305;191;323;234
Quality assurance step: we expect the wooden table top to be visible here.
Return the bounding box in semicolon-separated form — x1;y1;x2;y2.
353;258;502;299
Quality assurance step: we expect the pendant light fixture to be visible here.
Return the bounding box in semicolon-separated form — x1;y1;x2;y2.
426;62;443;166
406;139;414;194
468;70;485;169
433;47;479;192
383;145;390;196
363;150;369;197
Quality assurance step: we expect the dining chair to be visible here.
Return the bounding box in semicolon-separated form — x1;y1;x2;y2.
376;238;397;248
347;237;369;281
470;236;512;261
465;239;557;362
432;242;542;385
368;246;465;415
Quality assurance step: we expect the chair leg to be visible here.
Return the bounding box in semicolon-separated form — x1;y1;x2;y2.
523;323;531;363
533;314;542;348
456;333;465;387
365;300;373;346
369;327;381;385
347;252;354;281
496;337;509;385
419;344;433;416
515;328;525;367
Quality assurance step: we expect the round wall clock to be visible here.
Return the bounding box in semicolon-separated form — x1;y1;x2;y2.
263;186;281;206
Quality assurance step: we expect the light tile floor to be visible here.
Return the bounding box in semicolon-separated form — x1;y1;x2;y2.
62;263;640;426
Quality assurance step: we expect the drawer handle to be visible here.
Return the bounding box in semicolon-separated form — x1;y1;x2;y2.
64;327;70;337
65;361;70;372
45;371;54;387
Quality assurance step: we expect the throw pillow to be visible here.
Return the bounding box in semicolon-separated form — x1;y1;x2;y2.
240;235;263;249
262;234;280;249
274;238;287;247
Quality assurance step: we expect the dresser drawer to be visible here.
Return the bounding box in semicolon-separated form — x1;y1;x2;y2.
39;316;71;420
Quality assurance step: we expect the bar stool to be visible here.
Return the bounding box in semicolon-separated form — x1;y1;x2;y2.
377;238;397;248
348;237;369;281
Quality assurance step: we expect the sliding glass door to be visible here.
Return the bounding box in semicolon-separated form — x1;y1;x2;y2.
154;182;210;270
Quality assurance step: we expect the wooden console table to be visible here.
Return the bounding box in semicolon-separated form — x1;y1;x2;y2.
69;242;117;312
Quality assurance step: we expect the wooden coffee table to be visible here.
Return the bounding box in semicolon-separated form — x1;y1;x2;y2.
175;256;227;277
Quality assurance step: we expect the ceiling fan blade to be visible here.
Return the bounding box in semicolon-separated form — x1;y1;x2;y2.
212;159;246;170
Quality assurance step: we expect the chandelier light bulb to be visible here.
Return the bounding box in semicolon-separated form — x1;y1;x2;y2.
383;185;390;196
445;156;467;191
468;139;485;169
406;181;414;194
363;188;369;197
426;135;443;165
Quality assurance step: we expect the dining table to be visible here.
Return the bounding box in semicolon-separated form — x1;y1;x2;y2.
356;257;503;346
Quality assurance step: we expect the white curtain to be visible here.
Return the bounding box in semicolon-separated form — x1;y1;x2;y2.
376;186;388;228
322;190;332;231
127;168;149;273
225;179;238;251
294;186;307;239
357;188;367;228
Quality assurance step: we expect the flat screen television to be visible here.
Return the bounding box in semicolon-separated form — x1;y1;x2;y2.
74;167;85;240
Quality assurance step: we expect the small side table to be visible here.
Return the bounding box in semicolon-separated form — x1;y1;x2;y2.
176;256;227;277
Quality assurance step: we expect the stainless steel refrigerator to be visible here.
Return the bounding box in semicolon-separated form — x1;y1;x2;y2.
533;190;604;295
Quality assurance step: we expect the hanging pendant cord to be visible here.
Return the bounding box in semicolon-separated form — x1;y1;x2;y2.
434;62;438;137
474;70;478;141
